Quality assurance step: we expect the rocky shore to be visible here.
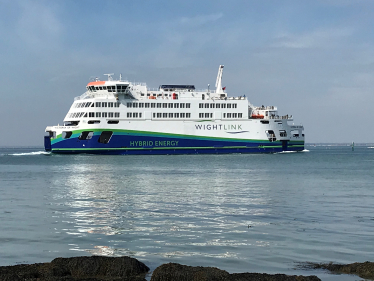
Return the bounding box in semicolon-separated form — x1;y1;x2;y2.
301;261;374;280
1;256;372;281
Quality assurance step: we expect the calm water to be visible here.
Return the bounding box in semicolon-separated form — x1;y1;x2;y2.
0;145;373;281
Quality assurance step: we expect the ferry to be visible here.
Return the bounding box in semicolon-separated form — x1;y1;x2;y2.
44;65;305;154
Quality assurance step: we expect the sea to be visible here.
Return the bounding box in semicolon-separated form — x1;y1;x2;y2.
0;145;373;281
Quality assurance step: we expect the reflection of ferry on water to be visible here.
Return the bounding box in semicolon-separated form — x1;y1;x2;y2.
44;65;305;154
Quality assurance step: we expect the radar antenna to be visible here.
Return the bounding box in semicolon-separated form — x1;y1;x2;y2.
104;73;114;81
215;65;224;94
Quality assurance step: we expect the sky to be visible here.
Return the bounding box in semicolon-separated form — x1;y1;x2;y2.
0;0;373;146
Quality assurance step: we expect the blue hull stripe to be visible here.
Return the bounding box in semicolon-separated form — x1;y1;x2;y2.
47;134;304;155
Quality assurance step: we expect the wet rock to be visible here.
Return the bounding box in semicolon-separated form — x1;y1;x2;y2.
228;272;321;281
303;261;374;280
150;263;321;281
0;256;149;281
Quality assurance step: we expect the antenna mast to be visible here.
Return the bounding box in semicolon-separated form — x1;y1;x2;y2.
215;65;224;93
104;73;114;81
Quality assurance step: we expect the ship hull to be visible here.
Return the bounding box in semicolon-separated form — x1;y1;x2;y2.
45;128;304;155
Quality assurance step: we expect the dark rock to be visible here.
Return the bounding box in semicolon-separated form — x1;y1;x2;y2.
0;256;149;281
229;272;321;281
151;263;230;281
150;263;321;281
302;261;374;280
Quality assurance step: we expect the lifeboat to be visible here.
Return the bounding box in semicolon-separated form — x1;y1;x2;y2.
251;114;264;119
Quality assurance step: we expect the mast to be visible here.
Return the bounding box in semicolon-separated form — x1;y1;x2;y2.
215;65;224;94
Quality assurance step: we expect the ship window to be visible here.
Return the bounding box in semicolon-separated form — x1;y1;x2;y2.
96;112;101;118
233;103;237;108
238;113;242;118
102;102;107;107
88;120;100;124
145;103;150;108
151;103;155;108
168;103;173;108
108;102;113;107
108;112;114;118
157;103;161;108
180;113;185;118
89;112;95;117
261;120;269;124
163;103;167;108
139;113;142;118
227;104;232;108
199;113;204;118
62;131;72;139
95;87;99;91
115;112;120;117
216;104;220;108
96;102;101;107
98;131;113;144
84;113;87;117
180;103;185;108
186;103;190;108
91;103;94;107
233;113;237;118
133;113;138;118
186;113;191;118
280;130;287;137
205;103;209;108
127;112;132;118
103;86;107;90
139;103;144;108
163;113;167;118
85;102;91;107
133;103;138;108
153;113;156;118
204;113;210;118
169;113;173;118
99;86;103;90
102;112;107;118
114;102;120;107
80;112;85;117
78;131;94;140
223;113;226;118
127;103;132;107
174;113;179;118
108;86;112;92
210;103;214;108
227;113;232;118
107;120;119;124
174;103;179;108
222;104;226;108
157;113;161;118
199;103;203;108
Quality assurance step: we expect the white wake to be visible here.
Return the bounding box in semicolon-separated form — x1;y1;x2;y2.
10;151;50;156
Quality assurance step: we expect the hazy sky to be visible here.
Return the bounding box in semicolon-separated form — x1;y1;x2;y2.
1;0;373;146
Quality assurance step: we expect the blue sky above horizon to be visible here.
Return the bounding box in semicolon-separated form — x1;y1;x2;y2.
0;0;373;145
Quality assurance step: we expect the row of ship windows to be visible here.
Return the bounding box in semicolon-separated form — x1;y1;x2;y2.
88;85;128;92
74;102;238;109
127;102;191;108
69;112;243;119
69;112;120;118
199;113;243;118
74;102;120;108
199;103;237;109
152;113;191;118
